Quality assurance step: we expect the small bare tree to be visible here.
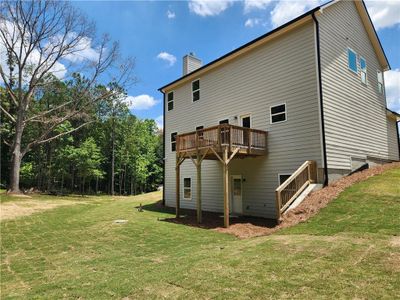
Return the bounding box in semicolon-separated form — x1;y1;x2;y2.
0;0;134;193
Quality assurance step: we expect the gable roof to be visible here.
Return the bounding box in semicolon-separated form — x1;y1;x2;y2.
159;0;390;93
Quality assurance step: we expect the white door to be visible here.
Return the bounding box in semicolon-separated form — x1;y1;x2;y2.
231;175;243;214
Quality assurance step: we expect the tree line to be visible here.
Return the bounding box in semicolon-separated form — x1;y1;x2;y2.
0;0;163;195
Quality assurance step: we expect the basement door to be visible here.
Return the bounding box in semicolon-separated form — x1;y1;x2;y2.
231;175;243;214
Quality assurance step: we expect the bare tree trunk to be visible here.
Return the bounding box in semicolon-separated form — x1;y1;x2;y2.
9;113;24;193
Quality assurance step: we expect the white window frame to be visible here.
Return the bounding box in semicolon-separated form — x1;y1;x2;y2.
377;70;384;94
278;173;291;186
171;132;177;152
359;56;367;85
240;114;252;128
192;79;200;102
167;91;174;111
347;48;358;74
183;177;192;200
270;103;287;124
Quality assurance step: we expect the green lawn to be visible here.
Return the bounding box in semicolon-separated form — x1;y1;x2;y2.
1;168;400;299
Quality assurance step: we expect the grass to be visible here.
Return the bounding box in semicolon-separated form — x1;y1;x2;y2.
1;168;400;299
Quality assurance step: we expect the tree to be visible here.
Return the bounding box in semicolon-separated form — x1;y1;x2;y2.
0;0;134;193
69;138;104;194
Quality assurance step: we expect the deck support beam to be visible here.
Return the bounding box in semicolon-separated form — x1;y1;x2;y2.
175;156;185;219
196;153;202;223
223;147;229;228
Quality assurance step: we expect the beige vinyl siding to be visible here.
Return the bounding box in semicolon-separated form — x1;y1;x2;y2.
164;21;322;218
318;1;399;171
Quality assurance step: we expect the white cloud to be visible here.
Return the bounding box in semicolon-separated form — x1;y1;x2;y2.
188;0;234;17
167;10;176;19
364;0;400;30
124;95;159;110
385;69;400;113
155;115;164;130
244;0;272;13
156;51;177;67
63;36;100;63
245;18;263;27
270;0;321;28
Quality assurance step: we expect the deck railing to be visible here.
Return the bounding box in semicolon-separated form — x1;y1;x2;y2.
176;124;267;154
275;160;317;219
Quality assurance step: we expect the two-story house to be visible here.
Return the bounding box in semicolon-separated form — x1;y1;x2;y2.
159;0;400;227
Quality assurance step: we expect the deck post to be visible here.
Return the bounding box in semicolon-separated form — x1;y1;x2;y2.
196;153;202;223
223;146;229;228
176;157;180;218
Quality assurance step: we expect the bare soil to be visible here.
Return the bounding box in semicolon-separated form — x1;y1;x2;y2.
165;162;400;239
0;199;86;221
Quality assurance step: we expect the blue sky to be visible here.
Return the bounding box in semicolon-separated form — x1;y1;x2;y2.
73;0;400;127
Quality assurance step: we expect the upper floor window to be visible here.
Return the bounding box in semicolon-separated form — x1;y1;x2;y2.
348;48;357;73
270;104;286;124
377;70;384;94
192;79;200;102
171;132;177;152
360;57;367;84
167;91;174;111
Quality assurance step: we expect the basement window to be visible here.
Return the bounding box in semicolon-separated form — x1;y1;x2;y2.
192;79;200;102
278;174;291;185
167;91;174;111
348;48;357;74
270;104;286;124
360;57;367;84
377;70;384;94
171;132;177;152
183;178;192;200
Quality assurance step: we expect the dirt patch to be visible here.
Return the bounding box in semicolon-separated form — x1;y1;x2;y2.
163;163;400;239
0;199;87;221
389;236;400;248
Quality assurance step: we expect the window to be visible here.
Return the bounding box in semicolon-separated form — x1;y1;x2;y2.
278;174;291;185
183;178;191;200
196;125;204;140
360;57;367;84
348;48;357;73
219;119;229;124
167;91;174;111
270;104;286;124
377;70;384;94
171;132;177;152
192;79;200;102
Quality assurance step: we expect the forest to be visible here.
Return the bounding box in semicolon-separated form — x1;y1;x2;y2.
0;0;163;195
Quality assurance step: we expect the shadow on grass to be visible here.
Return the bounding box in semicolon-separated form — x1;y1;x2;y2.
140;201;278;230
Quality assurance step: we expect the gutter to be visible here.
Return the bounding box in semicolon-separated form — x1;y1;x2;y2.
312;12;329;187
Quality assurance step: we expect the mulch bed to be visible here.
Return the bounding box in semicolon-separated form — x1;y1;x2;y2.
159;162;400;239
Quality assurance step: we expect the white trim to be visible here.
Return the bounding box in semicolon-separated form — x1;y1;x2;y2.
347;47;358;74
359;56;367;85
278;173;291;185
219;118;230;124
377;69;384;95
167;90;174;111
182;176;192;200
270;103;287;124
191;78;200;102
170;132;177;153
240;113;252;128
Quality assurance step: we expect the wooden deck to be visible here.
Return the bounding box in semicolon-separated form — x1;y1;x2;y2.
176;124;268;159
175;124;268;228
